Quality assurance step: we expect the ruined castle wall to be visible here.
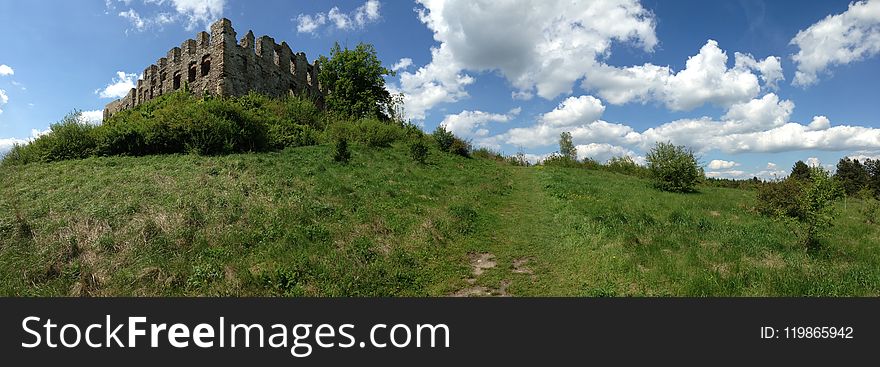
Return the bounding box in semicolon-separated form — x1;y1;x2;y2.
221;27;322;103
104;18;323;120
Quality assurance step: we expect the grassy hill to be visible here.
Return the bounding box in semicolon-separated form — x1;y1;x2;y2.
1;143;878;296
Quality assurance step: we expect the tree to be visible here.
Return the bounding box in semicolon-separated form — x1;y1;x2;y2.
645;142;703;193
558;132;576;160
798;167;844;249
318;42;394;120
866;158;880;197
835;157;869;196
790;160;811;181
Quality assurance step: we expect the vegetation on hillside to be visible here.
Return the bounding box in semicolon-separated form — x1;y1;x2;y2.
0;41;878;297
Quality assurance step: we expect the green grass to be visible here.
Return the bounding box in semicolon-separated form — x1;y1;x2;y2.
1;145;878;296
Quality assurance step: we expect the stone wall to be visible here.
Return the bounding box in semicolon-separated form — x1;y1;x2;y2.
103;18;323;120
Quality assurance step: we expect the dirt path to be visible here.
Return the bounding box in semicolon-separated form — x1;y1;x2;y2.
452;167;562;296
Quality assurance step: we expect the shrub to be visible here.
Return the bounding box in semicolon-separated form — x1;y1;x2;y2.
605;155;647;177
431;125;470;157
333;137;351;163
432;125;455;152
798;167;844;249
409;139;428;164
645;142;703;193
756;179;806;219
267;123;319;149
858;189;879;224
449;138;471;158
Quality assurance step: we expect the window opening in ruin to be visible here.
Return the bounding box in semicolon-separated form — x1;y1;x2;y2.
173;72;181;90
201;55;211;77
188;62;197;82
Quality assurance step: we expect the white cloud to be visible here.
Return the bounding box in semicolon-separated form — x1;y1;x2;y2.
576;143;643;164
440;107;520;139
706;170;747;179
734;52;784;90
119;9;146;31
721;93;794;133
807;115;831;131
583;40;776;111
767;162;778;169
388;44;474;120
0;89;7;114
296;13;326;34
296;0;381;34
79;110;104;125
110;0;225;32
791;0;880;86
0;128;51;156
0;64;13;76
707;159;739;170
395;0;658;119
391;58;413;72
488;92;880;157
540;96;605;127
806;157;822;167
96;71;137;99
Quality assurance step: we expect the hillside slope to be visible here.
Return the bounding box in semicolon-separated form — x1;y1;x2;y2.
1;145;878;296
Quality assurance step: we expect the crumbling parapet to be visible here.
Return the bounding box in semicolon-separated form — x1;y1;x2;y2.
104;18;324;120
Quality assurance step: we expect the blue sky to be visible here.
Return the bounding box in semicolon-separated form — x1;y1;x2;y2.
1;0;879;178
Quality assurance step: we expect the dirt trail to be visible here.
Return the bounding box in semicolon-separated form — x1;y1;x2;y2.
451;167;560;297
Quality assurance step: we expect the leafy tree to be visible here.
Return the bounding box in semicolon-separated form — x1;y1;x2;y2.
318;42;394;120
798;167;844;249
432;125;455;152
866;159;880;197
645;142;703;193
790;160;812;181
835;157;869;196
558;132;576;160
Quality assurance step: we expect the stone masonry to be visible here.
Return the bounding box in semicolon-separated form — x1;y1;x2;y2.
104;18;323;120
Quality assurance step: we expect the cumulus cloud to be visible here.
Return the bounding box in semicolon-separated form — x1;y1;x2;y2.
583;40;779;111
806;157;822;167
0;128;51;156
394;0;658;119
0;64;13;76
540;96;605;127
391;58;413;72
707;160;739;170
791;0;880;86
576;143;643;164
0;89;8;114
488;92;880;158
440;107;520;139
110;0;225;31
79;110;104;125
296;13;326;33
388;44;474;120
96;71;138;99
296;0;381;34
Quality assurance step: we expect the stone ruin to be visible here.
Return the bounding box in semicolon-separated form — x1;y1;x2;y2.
103;18;323;120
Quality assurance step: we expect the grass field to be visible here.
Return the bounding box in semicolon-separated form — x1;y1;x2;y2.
1;143;878;296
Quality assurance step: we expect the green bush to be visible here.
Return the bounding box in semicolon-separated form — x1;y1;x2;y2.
449;138;471;158
409;139;428;164
605;155;647;177
267;123;319;150
333;137;351;163
798;167;844;249
756;179;806;219
433;125;455;152
645;142;703;193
